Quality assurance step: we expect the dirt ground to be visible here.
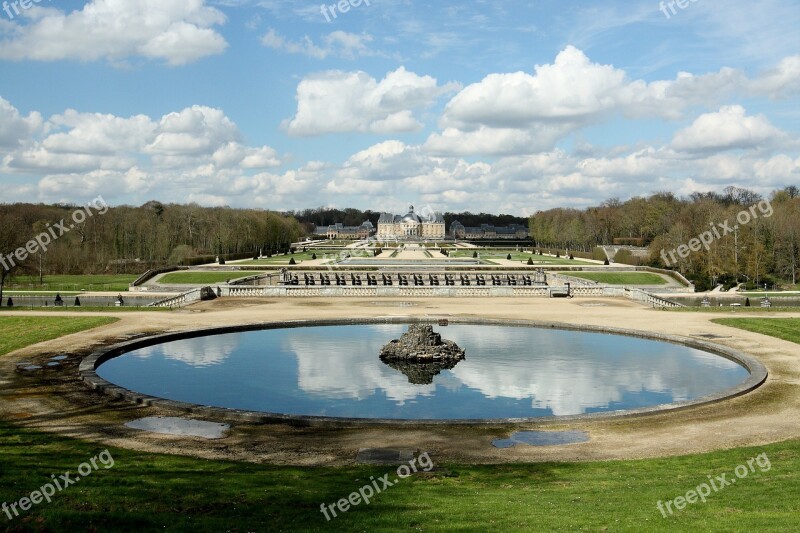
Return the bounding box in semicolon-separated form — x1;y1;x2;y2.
1;297;798;466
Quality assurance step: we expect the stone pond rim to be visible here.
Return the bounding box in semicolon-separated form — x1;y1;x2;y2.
78;317;769;427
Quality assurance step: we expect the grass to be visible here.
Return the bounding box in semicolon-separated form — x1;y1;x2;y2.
0;419;796;531
0;316;118;356
157;272;265;285
712;318;800;344
3;292;80;296
237;252;322;265
0;315;799;530
739;292;800;298
668;307;800;314
0;306;169;313
452;251;592;265
4;275;139;292
568;272;669;285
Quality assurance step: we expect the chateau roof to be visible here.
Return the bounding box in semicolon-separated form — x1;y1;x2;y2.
379;205;444;224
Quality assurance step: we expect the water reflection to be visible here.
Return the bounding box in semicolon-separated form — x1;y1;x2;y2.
99;324;750;419
382;359;462;385
287;331;435;403
134;336;239;367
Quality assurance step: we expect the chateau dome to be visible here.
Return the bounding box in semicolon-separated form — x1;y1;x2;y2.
401;206;422;223
377;204;445;240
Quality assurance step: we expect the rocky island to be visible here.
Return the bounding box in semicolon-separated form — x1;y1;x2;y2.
379;324;466;363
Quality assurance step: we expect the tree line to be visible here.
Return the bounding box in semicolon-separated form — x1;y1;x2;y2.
0;201;304;280
292;207;527;231
529;186;800;289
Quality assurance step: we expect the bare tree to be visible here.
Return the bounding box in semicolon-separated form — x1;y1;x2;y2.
0;213;28;304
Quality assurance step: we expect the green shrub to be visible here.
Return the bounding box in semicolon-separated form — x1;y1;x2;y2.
591;247;607;261
614;249;640;265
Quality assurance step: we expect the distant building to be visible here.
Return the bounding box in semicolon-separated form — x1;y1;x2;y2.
326;220;375;240
450;222;528;240
377;206;446;240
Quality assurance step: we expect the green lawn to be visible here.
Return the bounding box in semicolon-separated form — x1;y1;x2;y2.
712;318;800;344
452;251;592;265
568;272;669;285
237;252;322;265
157;271;265;285
0;316;118;356
5;275;139;292
739;292;800;298
0;315;799;530
0;420;795;531
669;307;800;314
0;306;169;313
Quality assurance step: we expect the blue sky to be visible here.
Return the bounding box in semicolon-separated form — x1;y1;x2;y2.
0;0;798;215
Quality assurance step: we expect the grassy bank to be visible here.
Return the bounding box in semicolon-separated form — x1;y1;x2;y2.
157;272;265;285
712;317;800;344
568;272;668;285
0;419;796;531
4;275;139;293
0;316;118;356
668;307;800;314
0;307;169;313
237;252;320;265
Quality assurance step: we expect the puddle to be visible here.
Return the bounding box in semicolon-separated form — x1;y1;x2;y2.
46;362;61;368
50;355;69;361
492;430;589;448
125;417;230;439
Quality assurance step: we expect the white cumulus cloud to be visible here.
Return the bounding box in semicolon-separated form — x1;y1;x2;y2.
283;67;460;136
672;106;785;153
0;0;227;65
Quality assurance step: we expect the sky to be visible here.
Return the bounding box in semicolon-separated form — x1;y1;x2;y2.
0;0;798;216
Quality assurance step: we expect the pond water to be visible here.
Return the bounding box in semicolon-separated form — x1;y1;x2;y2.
96;324;750;420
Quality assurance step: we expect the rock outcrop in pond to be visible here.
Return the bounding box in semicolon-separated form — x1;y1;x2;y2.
379;324;465;363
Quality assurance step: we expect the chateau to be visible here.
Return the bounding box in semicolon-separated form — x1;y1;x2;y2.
324;206;530;241
377;206;446;240
450;221;529;240
326;220;375;239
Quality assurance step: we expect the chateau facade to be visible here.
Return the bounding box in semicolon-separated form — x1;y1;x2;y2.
450;222;529;240
326;220;375;239
377;206;446;240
